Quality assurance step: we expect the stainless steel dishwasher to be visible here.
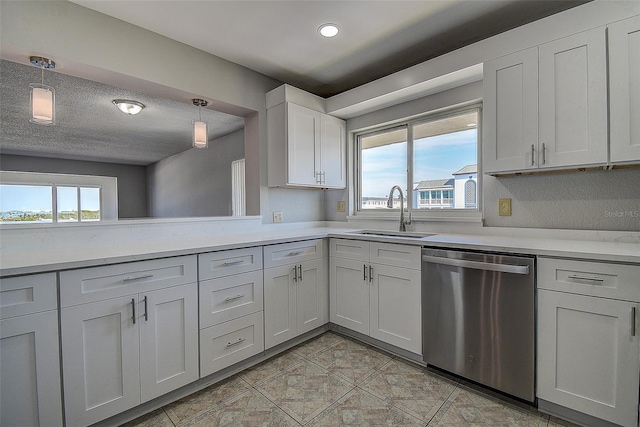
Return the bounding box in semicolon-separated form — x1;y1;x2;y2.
422;248;535;402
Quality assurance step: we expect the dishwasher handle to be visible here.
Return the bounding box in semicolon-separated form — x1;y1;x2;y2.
422;255;530;275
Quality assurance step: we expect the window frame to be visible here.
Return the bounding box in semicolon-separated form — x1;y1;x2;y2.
0;171;118;224
354;104;482;222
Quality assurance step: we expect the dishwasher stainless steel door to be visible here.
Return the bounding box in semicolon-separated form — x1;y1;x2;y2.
422;248;535;402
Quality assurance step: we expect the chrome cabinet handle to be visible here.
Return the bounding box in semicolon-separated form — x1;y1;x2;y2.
223;260;244;266
567;274;605;283
131;298;136;324
288;251;303;256
298;265;303;281
364;264;367;281
542;143;546;165
293;266;298;282
633;307;637;337
531;145;535;166
143;296;148;321
123;274;153;282
227;337;246;348
225;294;245;302
369;265;373;282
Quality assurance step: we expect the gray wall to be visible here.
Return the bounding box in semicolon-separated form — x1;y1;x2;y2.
346;82;640;232
147;130;245;217
0;154;148;218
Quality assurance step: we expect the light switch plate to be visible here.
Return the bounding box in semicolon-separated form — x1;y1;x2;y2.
498;198;512;216
337;201;346;212
273;211;283;223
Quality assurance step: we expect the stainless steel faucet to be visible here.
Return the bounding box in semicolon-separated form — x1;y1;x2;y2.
387;185;409;231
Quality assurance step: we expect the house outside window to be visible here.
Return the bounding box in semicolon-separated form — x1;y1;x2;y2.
357;107;480;219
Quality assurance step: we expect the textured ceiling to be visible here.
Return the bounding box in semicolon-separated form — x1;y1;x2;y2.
71;0;589;97
0;60;245;166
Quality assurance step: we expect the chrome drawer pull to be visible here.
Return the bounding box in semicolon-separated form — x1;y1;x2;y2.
227;337;246;348
224;294;245;302
123;274;153;282
223;260;244;266
632;307;637;337
288;250;303;256
143;296;148;321
567;274;605;283
131;298;136;324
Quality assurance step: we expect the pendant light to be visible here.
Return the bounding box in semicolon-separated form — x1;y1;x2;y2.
29;56;56;125
192;99;208;148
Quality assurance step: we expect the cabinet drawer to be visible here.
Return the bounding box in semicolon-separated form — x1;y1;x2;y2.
198;247;262;280
370;242;421;269
199;271;264;328
0;273;57;319
60;255;197;307
263;239;322;268
538;257;640;302
199;312;264;377
330;238;369;261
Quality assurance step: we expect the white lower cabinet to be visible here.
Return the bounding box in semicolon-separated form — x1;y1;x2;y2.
537;258;640;427
263;240;327;349
0;273;62;427
61;259;199;427
329;239;421;354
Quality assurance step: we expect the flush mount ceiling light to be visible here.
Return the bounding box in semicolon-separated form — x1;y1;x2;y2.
112;99;145;115
318;23;339;38
29;56;56;126
192;98;208;149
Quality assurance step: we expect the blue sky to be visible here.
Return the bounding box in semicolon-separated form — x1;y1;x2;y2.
0;185;100;212
362;129;476;197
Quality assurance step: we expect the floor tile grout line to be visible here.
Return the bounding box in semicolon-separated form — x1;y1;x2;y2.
301;384;358;426
161;407;177;427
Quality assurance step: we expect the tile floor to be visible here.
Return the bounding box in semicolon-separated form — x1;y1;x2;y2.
123;332;578;427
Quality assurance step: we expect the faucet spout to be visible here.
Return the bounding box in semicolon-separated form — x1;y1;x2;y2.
387;185;407;232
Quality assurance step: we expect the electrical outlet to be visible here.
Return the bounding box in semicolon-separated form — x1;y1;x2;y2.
337;201;346;212
498;198;512;216
272;211;283;223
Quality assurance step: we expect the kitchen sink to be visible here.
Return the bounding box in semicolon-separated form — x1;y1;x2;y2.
349;230;435;239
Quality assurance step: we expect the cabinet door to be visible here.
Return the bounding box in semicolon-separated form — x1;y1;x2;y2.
538;290;639;427
483;47;538;173
320;114;346;188
296;258;327;336
264;264;297;349
609;15;640;163
1;311;63;427
539;28;607;168
329;257;369;335
139;283;199;403
61;296;140;427
287;103;321;186
370;263;421;354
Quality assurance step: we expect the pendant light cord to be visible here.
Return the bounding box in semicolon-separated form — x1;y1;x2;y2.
41;64;45;86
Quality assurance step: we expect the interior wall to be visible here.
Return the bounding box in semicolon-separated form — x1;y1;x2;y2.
0;154;148;218
147;130;245;218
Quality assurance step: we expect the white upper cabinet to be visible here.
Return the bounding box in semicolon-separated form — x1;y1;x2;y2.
609;15;640;164
538;28;607;168
267;84;346;189
484;27;609;173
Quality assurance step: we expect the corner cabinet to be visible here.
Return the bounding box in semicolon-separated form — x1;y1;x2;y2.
263;240;328;349
59;256;199;427
537;258;640;427
0;273;63;427
329;239;422;355
609;15;640;164
267;101;346;189
483;27;608;173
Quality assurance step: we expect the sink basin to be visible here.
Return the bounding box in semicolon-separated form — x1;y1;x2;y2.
349;230;435;239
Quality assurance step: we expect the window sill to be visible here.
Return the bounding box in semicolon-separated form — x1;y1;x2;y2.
347;212;483;224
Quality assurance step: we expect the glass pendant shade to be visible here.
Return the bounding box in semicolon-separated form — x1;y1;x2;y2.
29;83;55;125
193;120;208;148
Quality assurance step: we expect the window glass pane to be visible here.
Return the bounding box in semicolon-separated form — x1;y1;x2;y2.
413;111;478;210
360;127;407;210
57;186;78;222
0;184;53;223
80;187;101;221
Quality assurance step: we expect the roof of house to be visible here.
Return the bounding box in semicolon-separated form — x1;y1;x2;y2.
452;164;477;175
414;178;454;190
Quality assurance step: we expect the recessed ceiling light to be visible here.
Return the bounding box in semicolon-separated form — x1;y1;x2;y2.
318;23;339;38
112;99;145;115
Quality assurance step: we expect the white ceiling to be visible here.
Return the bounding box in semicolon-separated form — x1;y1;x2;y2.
70;0;587;97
